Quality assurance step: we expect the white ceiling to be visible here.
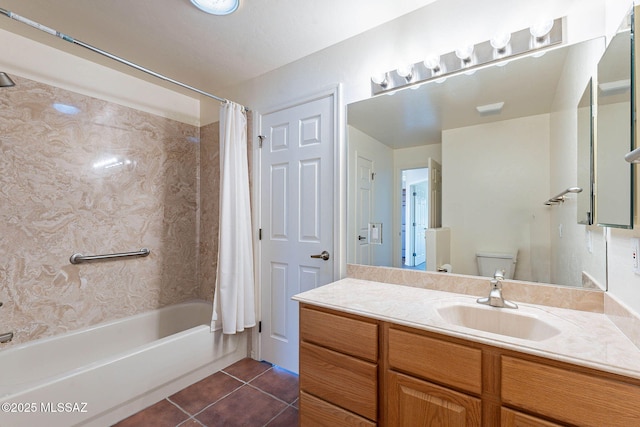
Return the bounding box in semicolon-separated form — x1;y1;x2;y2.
0;0;437;95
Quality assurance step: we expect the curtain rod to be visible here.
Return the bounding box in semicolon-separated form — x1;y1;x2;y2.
0;8;249;111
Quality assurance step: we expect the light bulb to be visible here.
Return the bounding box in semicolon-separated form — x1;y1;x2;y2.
530;20;554;39
490;33;511;51
455;44;474;61
423;55;441;70
396;64;414;80
371;72;387;87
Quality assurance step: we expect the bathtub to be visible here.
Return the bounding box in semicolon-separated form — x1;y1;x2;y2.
0;300;247;427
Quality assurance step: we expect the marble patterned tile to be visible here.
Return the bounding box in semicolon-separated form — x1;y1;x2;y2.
198;121;220;302
347;264;604;313
605;293;640;350
0;75;200;346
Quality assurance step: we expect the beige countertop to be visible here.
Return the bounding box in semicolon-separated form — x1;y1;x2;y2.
293;278;640;380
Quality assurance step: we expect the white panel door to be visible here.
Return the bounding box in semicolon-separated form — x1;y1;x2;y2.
355;154;373;265
259;94;335;373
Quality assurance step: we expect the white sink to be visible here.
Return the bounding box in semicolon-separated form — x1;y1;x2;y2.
436;302;561;341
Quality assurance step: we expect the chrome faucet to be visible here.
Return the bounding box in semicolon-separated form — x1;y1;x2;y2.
477;269;518;309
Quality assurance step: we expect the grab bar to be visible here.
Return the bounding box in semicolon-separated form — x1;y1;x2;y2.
544;187;582;205
70;248;150;264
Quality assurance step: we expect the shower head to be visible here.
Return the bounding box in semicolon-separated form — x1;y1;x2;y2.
0;72;15;87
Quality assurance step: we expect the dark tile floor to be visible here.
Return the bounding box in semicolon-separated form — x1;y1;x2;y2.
113;358;299;427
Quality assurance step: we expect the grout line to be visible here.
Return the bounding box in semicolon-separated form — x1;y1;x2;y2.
222;363;274;384
261;404;291;427
246;382;297;407
189;381;246;419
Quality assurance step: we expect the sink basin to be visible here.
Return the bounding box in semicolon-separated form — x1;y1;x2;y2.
436;302;561;341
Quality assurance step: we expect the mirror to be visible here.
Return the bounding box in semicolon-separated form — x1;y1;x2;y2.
595;21;633;228
577;79;594;225
347;37;609;289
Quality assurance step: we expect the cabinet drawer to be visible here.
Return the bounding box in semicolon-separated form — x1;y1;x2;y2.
300;341;378;420
387;371;481;427
387;327;482;395
300;391;376;427
501;407;563;427
502;356;640;427
300;306;378;362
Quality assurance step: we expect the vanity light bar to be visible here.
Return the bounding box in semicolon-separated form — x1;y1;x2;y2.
371;17;564;96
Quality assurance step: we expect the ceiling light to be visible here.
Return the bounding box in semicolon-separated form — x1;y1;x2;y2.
476;102;505;115
191;0;239;15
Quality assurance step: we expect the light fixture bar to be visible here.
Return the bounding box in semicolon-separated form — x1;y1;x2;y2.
371;17;564;96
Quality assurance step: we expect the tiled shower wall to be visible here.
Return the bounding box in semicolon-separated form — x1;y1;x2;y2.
0;75;216;346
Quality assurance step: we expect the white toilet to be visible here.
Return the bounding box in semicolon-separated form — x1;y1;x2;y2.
476;251;517;279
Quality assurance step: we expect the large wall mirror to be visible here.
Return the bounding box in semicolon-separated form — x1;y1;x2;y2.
347;36;611;289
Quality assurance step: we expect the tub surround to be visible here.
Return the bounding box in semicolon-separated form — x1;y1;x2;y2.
0;74;213;346
294;275;640;381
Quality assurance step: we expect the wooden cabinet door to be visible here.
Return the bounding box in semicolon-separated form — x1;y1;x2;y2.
386;371;481;427
501;407;564;427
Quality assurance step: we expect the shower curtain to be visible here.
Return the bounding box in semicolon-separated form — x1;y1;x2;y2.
212;101;256;334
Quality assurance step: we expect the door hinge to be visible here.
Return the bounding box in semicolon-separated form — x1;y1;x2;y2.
259;228;262;240
371;172;376;181
258;135;265;148
258;321;262;333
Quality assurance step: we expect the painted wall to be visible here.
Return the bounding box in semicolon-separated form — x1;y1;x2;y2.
442;115;551;282
220;0;638;313
548;37;607;289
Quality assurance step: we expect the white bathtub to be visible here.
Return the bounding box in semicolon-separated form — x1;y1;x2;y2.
0;300;247;427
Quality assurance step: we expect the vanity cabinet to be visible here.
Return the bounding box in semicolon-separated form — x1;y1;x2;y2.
386;326;482;426
501;356;640;426
299;304;640;427
299;305;379;426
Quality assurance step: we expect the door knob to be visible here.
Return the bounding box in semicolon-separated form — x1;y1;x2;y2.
358;235;366;241
310;250;330;261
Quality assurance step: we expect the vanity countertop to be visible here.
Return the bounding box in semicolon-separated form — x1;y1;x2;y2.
293;278;640;380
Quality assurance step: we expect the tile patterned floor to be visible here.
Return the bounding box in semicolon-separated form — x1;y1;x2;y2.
113;358;299;427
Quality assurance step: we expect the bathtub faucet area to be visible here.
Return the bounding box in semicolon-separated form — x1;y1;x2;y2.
0;302;12;343
0;332;13;343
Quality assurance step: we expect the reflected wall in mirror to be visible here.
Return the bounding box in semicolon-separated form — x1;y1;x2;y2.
347;37;608;289
577;79;594;225
596;21;633;228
